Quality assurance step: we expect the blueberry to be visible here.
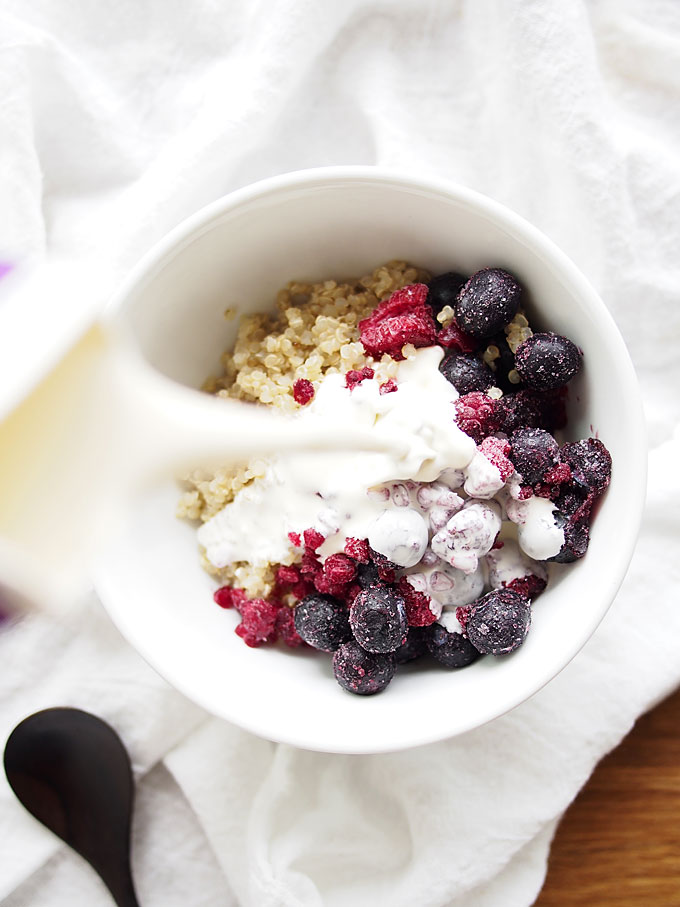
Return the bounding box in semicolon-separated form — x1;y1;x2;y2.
510;428;559;484
549;514;590;563
294;593;352;652
466;590;531;656
426;271;467;317
423;622;480;668
455;268;523;339
514;332;582;391
439;352;494;394
356;561;381;589
333;640;396;695
560;438;611;493
349;585;407;653
394;626;428;665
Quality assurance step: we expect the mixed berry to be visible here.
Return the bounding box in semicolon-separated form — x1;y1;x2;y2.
209;265;611;695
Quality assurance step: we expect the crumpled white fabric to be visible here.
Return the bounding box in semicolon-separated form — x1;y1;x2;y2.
1;0;680;904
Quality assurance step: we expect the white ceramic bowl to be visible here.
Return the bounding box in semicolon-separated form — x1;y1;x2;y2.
95;167;646;754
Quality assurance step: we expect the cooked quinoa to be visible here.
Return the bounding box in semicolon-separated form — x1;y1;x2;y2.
177;260;429;597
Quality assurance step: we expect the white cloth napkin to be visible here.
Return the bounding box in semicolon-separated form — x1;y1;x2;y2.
2;0;680;904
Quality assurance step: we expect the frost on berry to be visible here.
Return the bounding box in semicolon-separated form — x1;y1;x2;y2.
345;367;375;390
234;598;279;647
454;392;502;443
397;576;440;627
358;284;437;360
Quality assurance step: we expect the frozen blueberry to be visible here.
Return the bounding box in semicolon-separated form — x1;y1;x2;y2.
424;622;480;668
496;387;568;435
514;332;582;391
356;561;381;589
560;438;612;494
349;585;407;653
394;626;428;665
455;268;523;339
333;640;396;695
439;352;494;394
466;590;531;656
510;428;559;485
426;271;467;317
549;514;590;563
294;593;352;652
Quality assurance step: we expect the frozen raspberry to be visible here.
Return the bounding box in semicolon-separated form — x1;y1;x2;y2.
543;462;571;485
294;593;351;651
515;332;582;391
479;436;514;481
313;572;348;598
300;550;321;575
505;574;547;601
358;283;437;360
424;622;479;668
396;576;438;627
454;392;502;443
466;590;531;656
345;366;375;390
275;606;305;648
560;438;612;494
303;528;325;551
350;585;407;653
323;553;357;585
287;531;302;548
439;352;494;394
426;271;467;317
214;586;248;612
293;378;315;405
368;547;398;583
509;428;559;485
344;582;363;606
455;268;523;339
379;378;398;395
344;537;370;563
394;626;428;664
291;579;313;601
275;565;300;587
437;318;480;352
235;598;279;647
333;640;396;695
455;605;471;631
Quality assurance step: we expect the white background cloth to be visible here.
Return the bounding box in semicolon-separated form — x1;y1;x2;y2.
1;1;680;904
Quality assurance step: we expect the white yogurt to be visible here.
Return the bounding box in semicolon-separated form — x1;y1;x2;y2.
505;496;565;561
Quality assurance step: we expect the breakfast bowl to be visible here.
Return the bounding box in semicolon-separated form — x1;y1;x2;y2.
94;167;646;754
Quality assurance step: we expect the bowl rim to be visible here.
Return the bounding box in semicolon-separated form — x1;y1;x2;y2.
97;165;647;753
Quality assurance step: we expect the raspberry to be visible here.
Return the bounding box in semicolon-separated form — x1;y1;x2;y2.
345;367;374;390
275;565;300;587
323;553;357;585
454;392;502;443
358;283;437;360
275;606;305;648
214;586;248;612
287;531;302;548
313;572;347;598
455;605;471;632
379;378;398;395
506;574;547;601
303;528;325;551
344;537;370;562
234;598;279;647
300;550;321;575
543;462;572;485
396;576;438;627
292;378;315;405
479;436;514;481
437;318;479;352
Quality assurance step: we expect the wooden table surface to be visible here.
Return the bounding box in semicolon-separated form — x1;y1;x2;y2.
535;685;680;906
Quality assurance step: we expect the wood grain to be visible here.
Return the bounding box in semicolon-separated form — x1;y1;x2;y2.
536;685;680;906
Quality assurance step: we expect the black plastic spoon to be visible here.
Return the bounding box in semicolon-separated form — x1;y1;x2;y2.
4;707;140;907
